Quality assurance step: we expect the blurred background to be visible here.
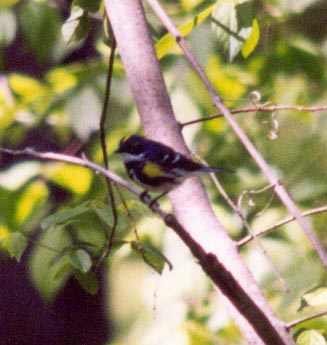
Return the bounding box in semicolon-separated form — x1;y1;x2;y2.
1;0;327;344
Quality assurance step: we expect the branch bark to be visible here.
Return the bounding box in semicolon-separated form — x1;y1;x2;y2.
104;0;295;344
146;0;327;270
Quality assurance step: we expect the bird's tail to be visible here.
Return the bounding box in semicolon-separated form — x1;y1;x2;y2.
202;166;235;174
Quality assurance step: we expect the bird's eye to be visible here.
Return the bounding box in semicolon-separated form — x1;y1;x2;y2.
128;142;144;154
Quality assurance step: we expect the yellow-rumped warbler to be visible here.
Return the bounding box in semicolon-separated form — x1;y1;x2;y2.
115;135;233;198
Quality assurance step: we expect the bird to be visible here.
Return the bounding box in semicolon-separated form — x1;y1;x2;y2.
115;135;233;202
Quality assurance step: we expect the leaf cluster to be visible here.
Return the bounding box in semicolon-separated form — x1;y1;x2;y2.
1;0;327;343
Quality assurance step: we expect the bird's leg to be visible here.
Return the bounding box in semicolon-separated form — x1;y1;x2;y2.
139;190;168;209
150;191;168;206
139;190;152;204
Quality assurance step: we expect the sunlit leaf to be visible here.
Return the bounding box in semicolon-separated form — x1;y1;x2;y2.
0;162;42;190
0;102;15;130
155;5;214;59
8;74;49;105
184;320;216;345
62;5;90;45
241;18;259;58
206;57;247;99
0;0;21;7
15;180;48;225
46;67;78;94
66;86;102;140
273;0;319;14
299;286;327;311
44;163;93;195
0;8;16;45
181;0;204;11
0;224;10;242
211;0;255;61
296;329;326;345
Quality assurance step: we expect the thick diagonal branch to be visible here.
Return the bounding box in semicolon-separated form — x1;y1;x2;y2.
104;0;295;344
146;0;327;270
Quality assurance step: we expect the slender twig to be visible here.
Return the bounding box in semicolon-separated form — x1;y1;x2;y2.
0;145;288;345
96;19;118;268
287;309;327;329
237;184;276;218
181;105;327;127
118;188;161;271
214;177;289;291
238;205;327;247
146;0;327;269
0;147;141;195
6;145;324;253
99;22;116;171
211;17;245;42
97;20;147;267
193;151;288;291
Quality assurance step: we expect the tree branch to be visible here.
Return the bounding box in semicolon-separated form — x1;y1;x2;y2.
181;104;327;127
104;0;295;343
146;0;327;271
287;309;327;329
238;205;327;247
0;145;288;344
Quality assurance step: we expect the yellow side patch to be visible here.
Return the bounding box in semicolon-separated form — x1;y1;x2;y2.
121;134;132;143
142;162;164;178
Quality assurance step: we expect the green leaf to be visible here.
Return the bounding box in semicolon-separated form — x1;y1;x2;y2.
65;86;102;140
0;8;16;46
131;241;172;274
155;5;214;59
241;18;259;58
7;232;27;262
29;227;71;301
0;161;42;190
48;245;72;267
41;202;91;230
74;270;99;295
8;74;51;110
44;163;93;195
69;249;92;273
15;180;48;225
61;6;90;45
91;201;114;228
19;2;61;63
0;0;21;8
296;329;326;345
299;286;327;311
211;0;255;61
184;320;216;345
53;263;72;280
73;0;101;13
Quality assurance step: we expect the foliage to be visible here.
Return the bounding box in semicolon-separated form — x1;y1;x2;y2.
1;0;327;344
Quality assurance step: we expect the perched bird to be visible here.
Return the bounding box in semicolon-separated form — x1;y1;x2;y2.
115;135;233;200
